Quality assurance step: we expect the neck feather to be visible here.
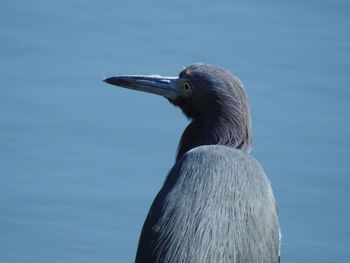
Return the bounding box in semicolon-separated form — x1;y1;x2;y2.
176;116;252;161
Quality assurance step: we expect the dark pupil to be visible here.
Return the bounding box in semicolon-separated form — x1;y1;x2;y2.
185;83;190;90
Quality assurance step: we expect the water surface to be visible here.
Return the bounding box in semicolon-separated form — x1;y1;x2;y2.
1;1;349;262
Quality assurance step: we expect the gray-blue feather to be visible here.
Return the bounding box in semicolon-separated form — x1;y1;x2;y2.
135;145;279;263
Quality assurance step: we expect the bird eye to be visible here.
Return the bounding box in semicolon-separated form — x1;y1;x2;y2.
183;82;192;92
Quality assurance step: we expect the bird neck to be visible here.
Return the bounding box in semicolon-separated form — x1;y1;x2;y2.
176;115;252;161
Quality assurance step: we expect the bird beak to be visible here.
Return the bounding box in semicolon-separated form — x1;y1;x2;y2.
103;75;181;100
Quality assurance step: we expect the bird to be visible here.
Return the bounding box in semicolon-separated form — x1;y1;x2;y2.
104;63;280;263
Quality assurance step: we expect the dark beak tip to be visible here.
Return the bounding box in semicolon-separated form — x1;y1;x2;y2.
103;77;113;84
103;77;121;86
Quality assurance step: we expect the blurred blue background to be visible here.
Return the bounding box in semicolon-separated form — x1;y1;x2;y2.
1;0;349;262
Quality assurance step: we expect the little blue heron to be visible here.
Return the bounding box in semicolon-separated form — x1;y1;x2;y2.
104;64;280;263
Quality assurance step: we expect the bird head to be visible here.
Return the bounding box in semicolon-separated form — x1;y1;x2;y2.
105;64;248;118
104;63;252;153
169;64;250;122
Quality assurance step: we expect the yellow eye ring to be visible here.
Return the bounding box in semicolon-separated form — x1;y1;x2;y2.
183;82;191;92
